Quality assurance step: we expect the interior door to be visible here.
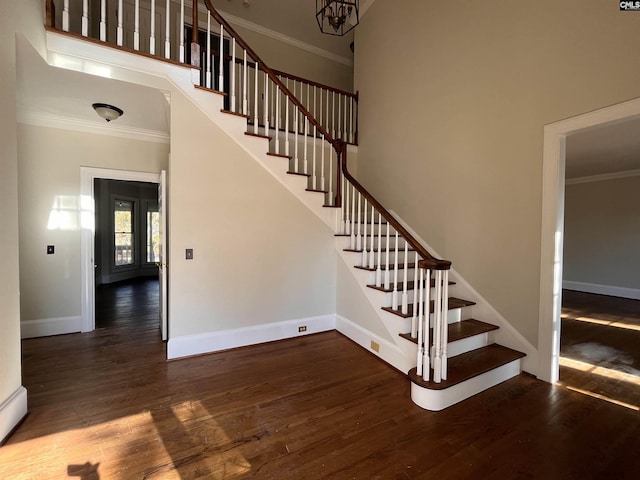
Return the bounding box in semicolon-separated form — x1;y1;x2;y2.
158;169;168;341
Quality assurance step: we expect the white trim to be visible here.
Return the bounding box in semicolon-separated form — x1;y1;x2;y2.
167;315;336;359
387;209;539;375
18;109;169;144
218;10;353;67
0;387;28;444
335;314;413;373
562;280;640;301
20;316;82;339
80;167;161;333
565;168;640;185
539;96;640;384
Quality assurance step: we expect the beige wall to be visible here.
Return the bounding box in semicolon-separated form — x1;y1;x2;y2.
232;24;353;93
18;125;168;322
0;0;24;409
564;176;640;290
354;0;640;346
168;89;336;337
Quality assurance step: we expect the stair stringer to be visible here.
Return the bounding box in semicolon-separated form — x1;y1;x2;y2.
388;209;539;375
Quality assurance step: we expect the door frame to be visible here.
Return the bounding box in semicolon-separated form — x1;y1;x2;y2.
80;167;161;333
538;97;640;383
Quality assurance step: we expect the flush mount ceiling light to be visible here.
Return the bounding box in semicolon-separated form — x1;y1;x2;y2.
316;0;359;36
92;103;124;122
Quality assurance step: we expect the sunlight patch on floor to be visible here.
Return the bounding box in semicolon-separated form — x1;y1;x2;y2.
559;356;640;386
556;381;639;412
561;313;640;332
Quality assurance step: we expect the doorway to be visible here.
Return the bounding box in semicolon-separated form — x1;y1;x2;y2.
80;167;167;338
538;97;640;384
94;178;160;330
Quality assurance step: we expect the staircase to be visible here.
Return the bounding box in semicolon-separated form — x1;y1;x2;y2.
44;0;529;411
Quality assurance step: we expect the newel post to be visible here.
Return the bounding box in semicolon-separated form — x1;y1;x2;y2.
191;0;201;67
45;0;56;28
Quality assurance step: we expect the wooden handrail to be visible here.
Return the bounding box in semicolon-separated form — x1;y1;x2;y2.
271;69;357;99
45;0;55;28
202;0;338;152
337;141;451;271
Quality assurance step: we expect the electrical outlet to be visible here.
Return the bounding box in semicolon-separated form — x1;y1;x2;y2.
370;341;380;353
298;326;307;333
47;245;55;254
185;248;193;260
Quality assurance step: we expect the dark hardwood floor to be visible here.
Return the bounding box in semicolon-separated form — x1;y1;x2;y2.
2;291;640;478
560;289;640;410
95;277;159;329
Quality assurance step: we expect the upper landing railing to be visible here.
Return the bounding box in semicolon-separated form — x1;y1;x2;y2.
44;0;358;145
45;0;453;384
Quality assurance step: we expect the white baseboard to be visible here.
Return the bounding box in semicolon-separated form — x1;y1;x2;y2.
167;315;336;360
0;387;28;444
21;316;82;339
563;280;640;300
336;314;413;373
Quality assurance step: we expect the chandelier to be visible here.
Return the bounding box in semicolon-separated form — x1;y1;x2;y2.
316;0;359;36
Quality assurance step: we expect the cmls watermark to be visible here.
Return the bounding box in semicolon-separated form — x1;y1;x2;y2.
620;1;640;10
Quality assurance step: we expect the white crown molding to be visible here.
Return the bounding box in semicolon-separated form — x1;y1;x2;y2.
217;10;354;67
17;109;170;144
565;168;640;185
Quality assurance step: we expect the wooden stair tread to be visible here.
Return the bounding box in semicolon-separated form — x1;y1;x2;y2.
245;131;271;140
267;152;292;159
382;297;476;318
287;171;310;177
221;109;250;119
306;188;328;194
408;344;525;390
367;279;456;293
194;84;226;96
399;319;498;345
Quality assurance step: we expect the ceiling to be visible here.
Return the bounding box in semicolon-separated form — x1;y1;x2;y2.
566;116;640;179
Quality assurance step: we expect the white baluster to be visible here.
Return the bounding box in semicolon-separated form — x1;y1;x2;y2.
402;240;409;314
312;87;317;188
423;268;431;382
368;204;375;268
230;39;236;112
303;115;308;174
165;0;171;59
433;269;443;383
82;0;89;37
441;269;449;380
332;91;336;138
133;0;140;49
328;145;334;205
361;199;368;266
117;0;123;46
285;81;290;157
205;15;211;88
338;93;342;139
384;222;390;290
350;184;356;250
254;62;259;134
356;189;362;251
319;134;325;191
416;268;424;377
293;106;300;172
376;212;382;287
342;173;348;234
62;0;70;32
179;0;185;62
392;232;399;310
149;0;156;54
242;50;248;115
275;86;280;154
263;74;269;136
326;89;330;138
411;252;419;338
100;0;107;41
343;95;348;140
219;24;225;92
348;96;352;143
